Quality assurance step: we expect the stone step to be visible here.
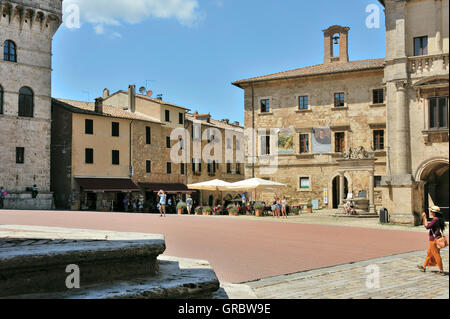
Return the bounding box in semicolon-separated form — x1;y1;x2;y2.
6;256;220;299
0;235;166;297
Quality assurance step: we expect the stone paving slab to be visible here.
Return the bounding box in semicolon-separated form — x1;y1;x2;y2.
245;249;449;299
212;282;258;299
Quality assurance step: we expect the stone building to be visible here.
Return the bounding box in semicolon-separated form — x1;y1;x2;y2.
233;25;387;213
51;86;245;211
233;0;449;224
0;0;62;209
379;0;449;224
185;111;245;206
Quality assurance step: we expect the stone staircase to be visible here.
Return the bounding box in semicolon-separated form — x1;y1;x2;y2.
0;227;221;299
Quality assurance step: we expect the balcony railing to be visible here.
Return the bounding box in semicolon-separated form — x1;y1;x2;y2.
408;53;449;76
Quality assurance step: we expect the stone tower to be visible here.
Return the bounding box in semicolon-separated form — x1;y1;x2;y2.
0;0;62;209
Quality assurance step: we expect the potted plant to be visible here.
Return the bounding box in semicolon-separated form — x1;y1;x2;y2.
213;205;222;215
177;202;187;215
228;205;239;216
291;206;300;216
306;203;313;214
143;200;152;213
203;206;212;216
254;202;265;217
195;206;203;215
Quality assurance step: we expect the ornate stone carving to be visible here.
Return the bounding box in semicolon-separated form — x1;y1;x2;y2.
342;146;375;160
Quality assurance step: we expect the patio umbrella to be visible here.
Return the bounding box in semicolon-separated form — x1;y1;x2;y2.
187;179;233;205
223;178;287;202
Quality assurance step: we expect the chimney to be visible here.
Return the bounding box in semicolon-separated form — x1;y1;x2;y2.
323;25;350;64
233;121;240;126
128;85;136;113
95;97;103;113
222;119;230;124
102;88;110;99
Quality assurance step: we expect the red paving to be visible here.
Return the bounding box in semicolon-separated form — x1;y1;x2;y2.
0;210;428;283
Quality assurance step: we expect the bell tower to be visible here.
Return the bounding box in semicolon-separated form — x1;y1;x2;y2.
0;0;62;209
323;25;350;64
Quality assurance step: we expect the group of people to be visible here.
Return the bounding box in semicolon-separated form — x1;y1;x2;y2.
271;197;288;219
122;196;144;213
156;190;195;217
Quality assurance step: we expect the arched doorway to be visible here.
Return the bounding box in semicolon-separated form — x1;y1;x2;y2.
420;161;449;221
332;176;348;209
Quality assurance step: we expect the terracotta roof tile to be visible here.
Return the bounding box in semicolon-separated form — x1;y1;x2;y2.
233;58;385;87
54;98;162;123
186;113;243;131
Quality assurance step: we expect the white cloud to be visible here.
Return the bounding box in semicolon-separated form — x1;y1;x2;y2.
63;0;202;34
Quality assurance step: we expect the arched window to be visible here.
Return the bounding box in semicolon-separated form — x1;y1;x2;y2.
0;85;3;114
4;40;17;62
18;87;34;117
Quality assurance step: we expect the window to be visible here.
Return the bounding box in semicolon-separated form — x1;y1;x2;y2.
192;159;202;174
298;96;309;110
179;113;184;124
112;150;120;165
181;163;185;175
146;126;151;144
236;162;242;175
260;99;270;113
18;87;34;117
85;148;94;164
192;125;201;140
227;138;232;149
85;119;93;134
165;110;170;122
236;138;241;150
179;138;184;150
166;136;171;148
16;147;24;164
0;85;3;114
335;132;345;153
227;161;232;174
299;134;309;154
261;135;270;155
299;177;310;189
373;130;385;150
375;176;382;188
334;93;345;107
429;96;448;129
207;160;216;175
167;162;172;174
414;36;428;56
4;40;17;62
112;122;119;137
373;89;384;104
146;160;151;173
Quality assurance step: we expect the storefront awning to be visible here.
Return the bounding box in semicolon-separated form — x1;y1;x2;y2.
75;178;140;192
139;183;194;194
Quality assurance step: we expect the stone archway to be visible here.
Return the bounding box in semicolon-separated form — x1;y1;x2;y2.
417;159;449;221
331;175;348;209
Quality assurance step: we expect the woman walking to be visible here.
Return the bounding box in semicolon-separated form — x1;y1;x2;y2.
417;206;446;275
281;197;288;219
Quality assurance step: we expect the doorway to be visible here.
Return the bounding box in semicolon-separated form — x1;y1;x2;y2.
332;176;349;209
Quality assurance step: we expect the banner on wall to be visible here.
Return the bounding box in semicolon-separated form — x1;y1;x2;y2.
277;128;294;154
312;127;332;154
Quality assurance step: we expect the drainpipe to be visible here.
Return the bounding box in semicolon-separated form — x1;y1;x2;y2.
251;84;255;178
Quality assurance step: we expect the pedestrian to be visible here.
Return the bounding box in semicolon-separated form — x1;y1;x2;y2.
31;184;38;199
123;197;129;212
186;195;193;215
417;206;446;276
281;196;288;219
0;186;6;209
157;190;167;217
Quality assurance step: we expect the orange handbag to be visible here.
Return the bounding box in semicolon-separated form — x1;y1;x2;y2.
436;232;449;249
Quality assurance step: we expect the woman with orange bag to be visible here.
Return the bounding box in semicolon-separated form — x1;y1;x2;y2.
417;206;447;276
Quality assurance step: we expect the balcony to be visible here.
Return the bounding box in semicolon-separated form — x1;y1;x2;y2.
408;53;449;78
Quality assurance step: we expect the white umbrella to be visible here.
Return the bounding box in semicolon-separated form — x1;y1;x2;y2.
224;178;287;202
187;179;233;206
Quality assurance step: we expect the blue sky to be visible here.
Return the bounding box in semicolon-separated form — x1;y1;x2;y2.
53;0;386;124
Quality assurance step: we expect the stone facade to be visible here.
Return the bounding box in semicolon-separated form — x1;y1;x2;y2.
233;27;387;210
0;0;62;209
380;0;449;224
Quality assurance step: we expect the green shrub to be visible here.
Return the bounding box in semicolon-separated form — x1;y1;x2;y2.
291;207;300;213
228;206;238;214
177;202;187;209
254;202;265;210
306;203;313;208
203;206;212;213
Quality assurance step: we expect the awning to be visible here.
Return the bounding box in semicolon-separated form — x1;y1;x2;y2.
139;183;194;194
75;178;140;192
